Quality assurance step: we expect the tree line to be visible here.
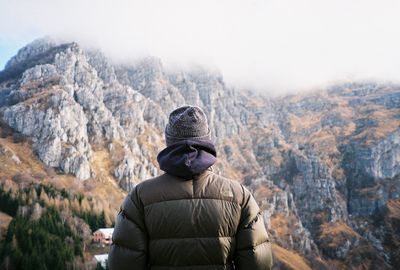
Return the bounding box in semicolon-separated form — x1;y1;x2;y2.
0;183;110;269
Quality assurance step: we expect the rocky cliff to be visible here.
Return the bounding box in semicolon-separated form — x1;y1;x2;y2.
0;38;399;269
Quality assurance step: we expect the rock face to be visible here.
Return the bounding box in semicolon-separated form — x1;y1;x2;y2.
344;129;400;216
3;87;92;180
0;38;399;269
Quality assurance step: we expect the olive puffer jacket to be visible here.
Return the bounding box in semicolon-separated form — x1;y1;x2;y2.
108;168;273;270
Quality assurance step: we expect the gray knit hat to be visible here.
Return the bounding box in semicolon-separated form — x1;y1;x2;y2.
165;106;211;146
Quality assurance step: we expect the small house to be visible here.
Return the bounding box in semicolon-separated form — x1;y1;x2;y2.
93;228;114;245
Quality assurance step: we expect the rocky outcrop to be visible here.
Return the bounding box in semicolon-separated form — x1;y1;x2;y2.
249;177;317;256
287;151;348;227
0;39;162;182
344;129;400;217
3;89;92;180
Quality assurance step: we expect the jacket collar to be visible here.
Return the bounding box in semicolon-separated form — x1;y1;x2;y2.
157;139;217;180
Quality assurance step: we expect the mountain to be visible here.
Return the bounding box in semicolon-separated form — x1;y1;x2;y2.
0;38;399;269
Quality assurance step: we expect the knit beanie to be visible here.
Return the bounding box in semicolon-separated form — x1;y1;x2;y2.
165;106;211;146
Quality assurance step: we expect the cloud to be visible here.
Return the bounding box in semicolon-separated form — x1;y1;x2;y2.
1;0;400;94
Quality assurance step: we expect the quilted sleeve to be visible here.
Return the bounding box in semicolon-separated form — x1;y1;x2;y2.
108;187;148;270
234;186;273;270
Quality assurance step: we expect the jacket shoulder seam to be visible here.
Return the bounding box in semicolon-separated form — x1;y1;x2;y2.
144;197;241;208
236;238;270;251
150;235;235;241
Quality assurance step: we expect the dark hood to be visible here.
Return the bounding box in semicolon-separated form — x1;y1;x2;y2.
157;139;217;180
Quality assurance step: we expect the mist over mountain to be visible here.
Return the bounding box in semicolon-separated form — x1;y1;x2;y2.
0;38;399;269
2;0;400;93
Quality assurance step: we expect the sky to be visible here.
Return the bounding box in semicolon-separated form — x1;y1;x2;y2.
0;0;400;94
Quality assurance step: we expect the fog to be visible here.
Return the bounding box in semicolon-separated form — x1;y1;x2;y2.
1;0;400;94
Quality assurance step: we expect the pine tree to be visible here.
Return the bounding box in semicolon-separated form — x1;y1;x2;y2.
39;190;50;205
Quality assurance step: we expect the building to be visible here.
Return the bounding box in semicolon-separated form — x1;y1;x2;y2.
94;254;108;269
93;228;114;245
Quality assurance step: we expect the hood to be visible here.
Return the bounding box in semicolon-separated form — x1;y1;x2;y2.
157;139;217;180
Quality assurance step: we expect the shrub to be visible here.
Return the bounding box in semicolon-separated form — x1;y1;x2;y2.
12;132;27;143
12;173;34;184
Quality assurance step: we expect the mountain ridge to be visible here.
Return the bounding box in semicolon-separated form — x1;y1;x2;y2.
0;37;399;269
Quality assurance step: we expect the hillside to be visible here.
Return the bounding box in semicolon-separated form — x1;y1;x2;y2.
0;38;399;269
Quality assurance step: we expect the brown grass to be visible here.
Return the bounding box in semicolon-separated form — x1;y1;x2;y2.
387;199;400;220
0;125;125;226
272;243;312;270
20;75;61;91
136;126;164;166
271;214;290;238
91;149;115;183
353;107;400;144
109;139;125;166
343;122;357;137
270;213;303;243
0;211;12;241
0;211;12;228
309;130;338;152
254;185;274;198
356;184;382;200
373;108;400;137
289;113;322;133
319;222;361;248
306;129;347;180
217;136;262;181
0;136;47;180
21;87;65;112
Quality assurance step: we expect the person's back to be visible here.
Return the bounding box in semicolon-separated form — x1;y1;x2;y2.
109;106;273;270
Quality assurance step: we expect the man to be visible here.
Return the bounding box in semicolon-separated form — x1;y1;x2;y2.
109;106;272;270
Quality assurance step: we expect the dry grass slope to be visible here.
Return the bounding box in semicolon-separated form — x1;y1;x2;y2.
0;126;126;225
272;244;312;270
319;222;361;248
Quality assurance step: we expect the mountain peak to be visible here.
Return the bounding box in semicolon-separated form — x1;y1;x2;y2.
0;38;81;84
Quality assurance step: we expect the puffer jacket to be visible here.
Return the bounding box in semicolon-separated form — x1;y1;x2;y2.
108;140;272;270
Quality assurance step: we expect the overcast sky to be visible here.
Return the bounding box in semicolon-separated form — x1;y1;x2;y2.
0;0;399;94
